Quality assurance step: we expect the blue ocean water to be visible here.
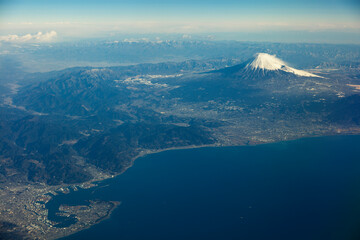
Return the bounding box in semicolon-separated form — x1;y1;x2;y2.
54;135;360;240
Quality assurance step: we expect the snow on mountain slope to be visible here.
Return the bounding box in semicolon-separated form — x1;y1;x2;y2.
247;53;286;71
246;53;322;78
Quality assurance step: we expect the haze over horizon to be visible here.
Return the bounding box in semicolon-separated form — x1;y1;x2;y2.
0;0;359;44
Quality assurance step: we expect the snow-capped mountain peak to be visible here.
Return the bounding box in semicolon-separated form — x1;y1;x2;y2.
246;53;322;78
247;53;286;71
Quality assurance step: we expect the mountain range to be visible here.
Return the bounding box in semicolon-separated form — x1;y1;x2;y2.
0;53;359;186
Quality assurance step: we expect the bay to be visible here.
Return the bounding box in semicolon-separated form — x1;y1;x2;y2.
54;135;360;240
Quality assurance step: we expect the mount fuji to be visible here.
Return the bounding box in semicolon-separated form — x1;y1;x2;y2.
214;53;323;79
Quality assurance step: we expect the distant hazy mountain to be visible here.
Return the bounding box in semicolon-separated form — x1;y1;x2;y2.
1;40;360;72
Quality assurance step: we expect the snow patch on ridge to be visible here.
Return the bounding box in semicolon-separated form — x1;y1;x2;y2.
246;53;323;78
281;66;322;78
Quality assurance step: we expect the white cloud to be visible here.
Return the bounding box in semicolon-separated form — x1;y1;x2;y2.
0;31;57;43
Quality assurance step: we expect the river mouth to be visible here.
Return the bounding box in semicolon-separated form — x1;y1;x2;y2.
48;135;360;240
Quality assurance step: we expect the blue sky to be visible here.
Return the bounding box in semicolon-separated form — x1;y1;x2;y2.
0;0;359;43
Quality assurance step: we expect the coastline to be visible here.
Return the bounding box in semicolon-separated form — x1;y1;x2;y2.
94;201;121;224
54;201;121;240
128;130;360;168
53;132;360;240
19;132;360;240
